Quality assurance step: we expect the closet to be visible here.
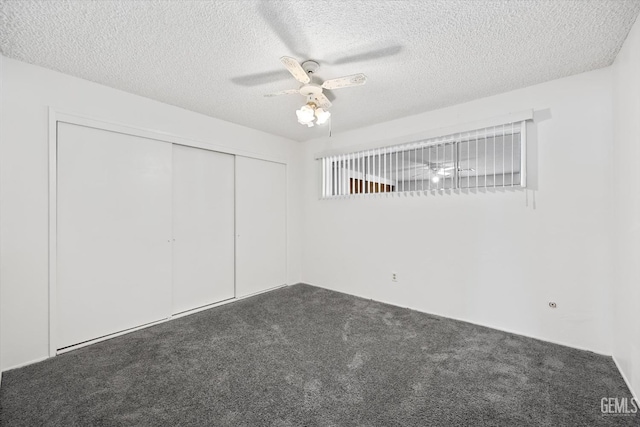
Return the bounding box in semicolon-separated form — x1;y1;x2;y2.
235;157;287;297
171;145;235;315
55;122;286;350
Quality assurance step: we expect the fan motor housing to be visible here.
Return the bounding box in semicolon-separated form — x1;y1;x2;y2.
299;83;323;96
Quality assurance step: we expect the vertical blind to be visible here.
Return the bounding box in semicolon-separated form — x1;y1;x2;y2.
320;121;526;198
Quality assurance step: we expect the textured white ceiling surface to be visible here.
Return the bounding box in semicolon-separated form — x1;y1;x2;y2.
1;1;639;141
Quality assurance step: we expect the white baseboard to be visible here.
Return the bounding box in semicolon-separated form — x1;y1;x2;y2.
234;284;288;300
442;314;610;356
56;318;172;355
171;285;287;320
613;355;639;401
444;316;610;356
300;282;611;356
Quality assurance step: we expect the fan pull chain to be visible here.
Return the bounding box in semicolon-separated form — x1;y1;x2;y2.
329;115;332;138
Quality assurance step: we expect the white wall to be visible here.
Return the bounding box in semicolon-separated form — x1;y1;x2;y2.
612;16;640;400
0;54;4;386
301;67;614;355
0;57;302;370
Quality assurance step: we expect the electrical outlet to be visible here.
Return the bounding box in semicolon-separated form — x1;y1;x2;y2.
549;302;557;309
392;272;398;282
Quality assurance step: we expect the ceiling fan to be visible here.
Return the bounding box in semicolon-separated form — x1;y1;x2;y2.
411;163;475;183
264;56;367;127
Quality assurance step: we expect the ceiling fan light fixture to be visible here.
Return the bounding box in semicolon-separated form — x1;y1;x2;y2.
315;108;331;125
296;102;330;127
296;103;316;125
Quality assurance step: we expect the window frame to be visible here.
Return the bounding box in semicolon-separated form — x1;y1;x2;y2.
320;120;527;199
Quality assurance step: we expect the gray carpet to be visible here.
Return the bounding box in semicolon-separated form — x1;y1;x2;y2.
0;284;636;426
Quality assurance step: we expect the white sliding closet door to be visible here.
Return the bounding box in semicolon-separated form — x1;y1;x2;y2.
57;123;172;349
235;157;286;297
172;145;235;314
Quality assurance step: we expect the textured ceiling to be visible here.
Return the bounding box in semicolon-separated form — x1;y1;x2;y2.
1;1;639;142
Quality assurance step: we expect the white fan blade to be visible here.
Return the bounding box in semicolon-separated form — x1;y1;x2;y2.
314;93;332;109
321;73;367;90
280;56;310;84
264;89;299;97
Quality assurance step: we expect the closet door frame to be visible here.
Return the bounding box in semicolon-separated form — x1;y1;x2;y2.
48;108;287;357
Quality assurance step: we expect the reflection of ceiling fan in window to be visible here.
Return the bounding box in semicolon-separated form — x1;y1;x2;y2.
411;163;475;183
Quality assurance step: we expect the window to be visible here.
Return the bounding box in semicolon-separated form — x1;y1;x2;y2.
320;121;526;198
